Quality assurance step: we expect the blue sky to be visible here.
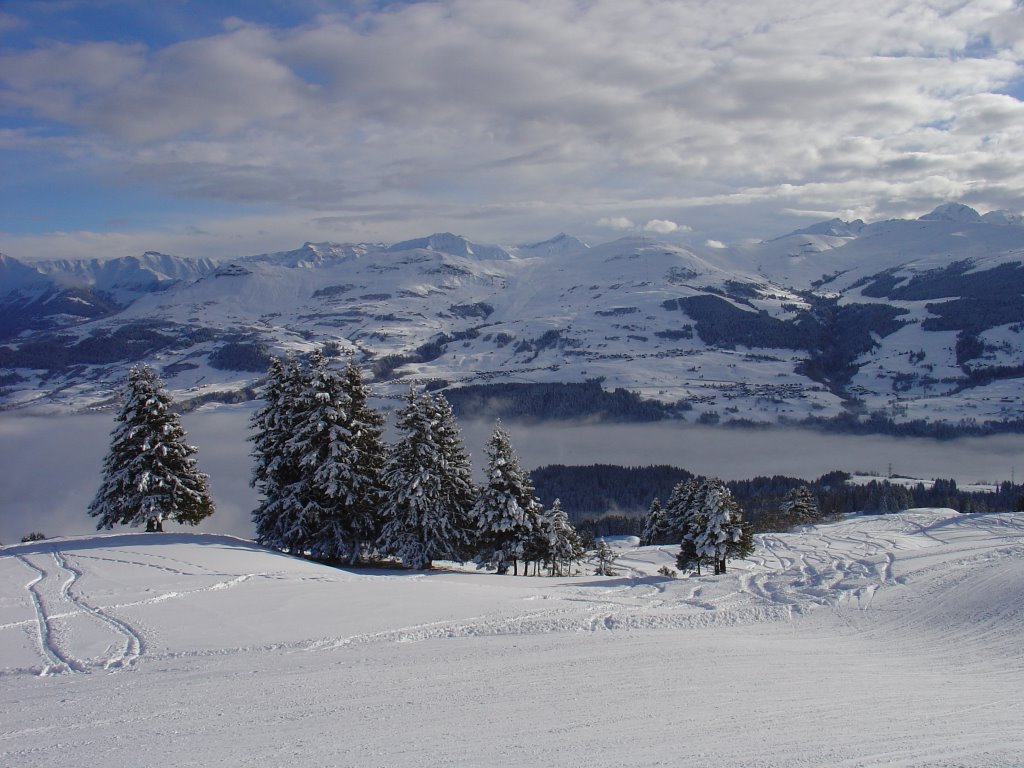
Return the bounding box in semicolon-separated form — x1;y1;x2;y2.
2;0;1023;260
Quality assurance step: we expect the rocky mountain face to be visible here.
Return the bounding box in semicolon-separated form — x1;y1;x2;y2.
1;206;1022;431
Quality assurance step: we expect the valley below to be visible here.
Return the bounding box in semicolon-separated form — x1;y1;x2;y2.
2;406;1022;545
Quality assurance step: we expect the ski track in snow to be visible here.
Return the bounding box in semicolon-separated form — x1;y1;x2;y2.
4;512;1024;673
14;555;84;675
3;512;1024;767
10;551;147;675
52;552;143;670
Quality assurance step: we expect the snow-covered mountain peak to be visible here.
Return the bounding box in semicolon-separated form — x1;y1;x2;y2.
387;233;512;260
514;233;590;257
243;241;379;268
784;218;867;238
980;209;1024;226
918;203;982;223
0;253;48;296
30;252;216;298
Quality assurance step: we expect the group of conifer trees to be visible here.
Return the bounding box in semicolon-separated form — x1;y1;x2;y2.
88;356;762;578
249;352;585;574
640;477;758;575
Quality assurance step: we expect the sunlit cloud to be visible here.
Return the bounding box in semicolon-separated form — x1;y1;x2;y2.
1;0;1022;259
643;219;689;234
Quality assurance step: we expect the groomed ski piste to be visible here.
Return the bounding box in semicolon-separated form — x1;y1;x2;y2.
2;508;1022;767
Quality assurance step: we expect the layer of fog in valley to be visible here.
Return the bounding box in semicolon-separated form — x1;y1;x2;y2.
2;405;1022;544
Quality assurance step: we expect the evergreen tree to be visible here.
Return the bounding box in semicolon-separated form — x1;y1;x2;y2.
779;485;820;525
663;478;699;544
287;351;387;564
249;356;304;548
427;392;478;552
675;479;709;575
89;365;214;531
865;481;913;514
329;356;388;558
640;497;666;545
378;390;475;569
689;478;754;575
541;498;584;576
668;477;719;574
266;351;336;554
594;537;618;576
472;420;544;575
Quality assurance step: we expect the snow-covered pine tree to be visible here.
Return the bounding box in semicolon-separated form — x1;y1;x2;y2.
269;351;342;554
690;478;753;575
332;355;388;558
472;420;544;575
663;478;699;544
594;537;618;576
675;478;709;574
542;498;584;576
89;365;214;531
640;497;666;545
428;392;478;553
285;351;387;564
249;356;304;548
377;390;475;569
779;485;820;525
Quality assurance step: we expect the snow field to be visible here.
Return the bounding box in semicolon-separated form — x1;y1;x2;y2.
2;509;1023;766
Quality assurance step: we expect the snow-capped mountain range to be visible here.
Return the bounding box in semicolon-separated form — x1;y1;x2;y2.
1;203;1022;429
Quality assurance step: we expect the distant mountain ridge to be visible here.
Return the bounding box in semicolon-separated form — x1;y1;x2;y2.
1;204;1023;432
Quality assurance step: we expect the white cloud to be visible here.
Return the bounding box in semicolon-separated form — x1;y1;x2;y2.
643;219;689;234
705;239;727;249
1;0;1023;255
596;216;635;231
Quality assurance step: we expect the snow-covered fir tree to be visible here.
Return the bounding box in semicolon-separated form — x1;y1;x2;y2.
540;498;584;576
593;537;618;576
779;485;821;525
289;351;387;563
687;478;754;575
472;420;544;575
377;390;476;569
427;391;478;543
675;479;709;575
249;356;304;548
250;352;386;561
330;356;387;559
272;352;340;554
89;365;214;532
640;497;667;545
664;477;701;546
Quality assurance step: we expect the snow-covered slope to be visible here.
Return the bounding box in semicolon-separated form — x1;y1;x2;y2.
2;509;1022;766
1;204;1023;429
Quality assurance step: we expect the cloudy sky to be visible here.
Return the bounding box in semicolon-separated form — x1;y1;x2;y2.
1;0;1022;261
